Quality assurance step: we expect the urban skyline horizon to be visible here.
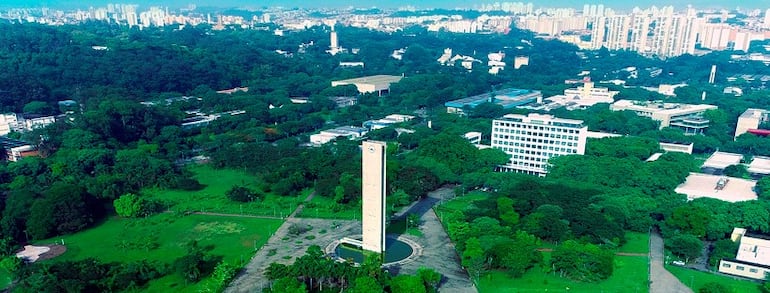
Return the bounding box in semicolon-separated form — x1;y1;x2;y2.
2;0;768;11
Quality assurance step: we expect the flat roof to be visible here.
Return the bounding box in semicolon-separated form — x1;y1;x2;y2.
332;75;403;86
702;151;743;169
612;100;717;114
675;173;757;203
749;156;770;174
0;136;31;149
445;88;540;109
740;108;769;119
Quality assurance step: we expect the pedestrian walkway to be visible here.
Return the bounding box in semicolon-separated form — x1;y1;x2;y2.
650;229;693;293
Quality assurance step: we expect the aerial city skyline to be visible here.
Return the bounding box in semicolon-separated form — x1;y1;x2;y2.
3;0;770;10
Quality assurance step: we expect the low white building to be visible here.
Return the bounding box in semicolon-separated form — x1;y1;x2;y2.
719;228;770;280
363;114;415;130
735;108;769;139
611;100;718;134
309;126;368;145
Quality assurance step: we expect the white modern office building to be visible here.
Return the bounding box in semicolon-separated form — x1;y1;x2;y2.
610;100;717;134
491;113;588;176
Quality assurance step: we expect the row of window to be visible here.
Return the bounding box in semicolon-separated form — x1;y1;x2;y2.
494;131;580;142
494;128;582;139
494;145;578;155
721;263;763;274
494;138;577;148
493;123;581;134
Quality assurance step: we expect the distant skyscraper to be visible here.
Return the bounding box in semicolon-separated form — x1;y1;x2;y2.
605;15;630;50
765;9;770;28
590;17;606;49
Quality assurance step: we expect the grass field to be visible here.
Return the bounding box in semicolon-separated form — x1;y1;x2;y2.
667;265;762;293
479;253;649;293
296;195;361;220
28;164;294;292
618;232;650;254
36;213;283;292
145;164;304;217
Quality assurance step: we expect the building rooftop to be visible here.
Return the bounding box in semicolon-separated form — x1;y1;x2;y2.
0;136;31;149
702;151;743;169
331;75;403;86
735;232;770;267
496;113;585;128
612;100;718;114
675;173;757;203
748;156;770;175
445;88;541;109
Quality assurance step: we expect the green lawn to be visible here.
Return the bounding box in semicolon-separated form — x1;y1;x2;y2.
618;232;650;254
297;195;361;220
434;191;489;214
36;213;283;292
666;265;762;293
479;253;649;293
145;164;304;217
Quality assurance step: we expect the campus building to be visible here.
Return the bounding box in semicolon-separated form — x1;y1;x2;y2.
719;228;770;280
445;88;542;115
543;79;619;110
610;100;717;134
491;113;587;176
331;75;403;95
309;126;368;145
735;108;769;139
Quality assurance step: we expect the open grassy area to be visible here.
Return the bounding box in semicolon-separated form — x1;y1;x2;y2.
618;232;650;254
479;253;649;293
36;213;282;292
666;265;762;293
296;195;361;220
145;164;304;217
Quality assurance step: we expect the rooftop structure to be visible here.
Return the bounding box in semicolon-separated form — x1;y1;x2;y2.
749;156;770;175
544;80;618;111
492;113;587;176
735;108;769;139
702;151;743;170
331;75;403;95
719;228;770;280
363;114;415;130
464;132;483;144
675;173;757;203
216;87;249;94
610;100;717;133
309;126;368;145
0;136;36;162
659;141;694;154
445;88;542;115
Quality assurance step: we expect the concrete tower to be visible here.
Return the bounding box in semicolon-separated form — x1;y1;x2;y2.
361;141;387;253
709;65;717;84
330;27;339;51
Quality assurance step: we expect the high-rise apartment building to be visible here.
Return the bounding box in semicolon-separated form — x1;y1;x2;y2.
491;113;587;176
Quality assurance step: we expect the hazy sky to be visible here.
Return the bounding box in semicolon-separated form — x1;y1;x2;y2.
2;0;769;11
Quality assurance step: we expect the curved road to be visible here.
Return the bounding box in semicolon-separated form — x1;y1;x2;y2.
650;230;693;293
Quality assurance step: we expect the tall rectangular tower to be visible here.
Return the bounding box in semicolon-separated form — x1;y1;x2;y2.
361;141;387;253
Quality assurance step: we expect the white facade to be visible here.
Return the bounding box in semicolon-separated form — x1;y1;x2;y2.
610;100;717;128
309;126;368;145
492;113;587;176
735;108;769;139
361;141;387;253
719;228;770;280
